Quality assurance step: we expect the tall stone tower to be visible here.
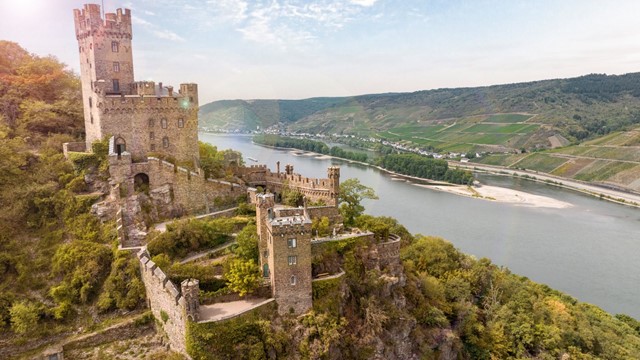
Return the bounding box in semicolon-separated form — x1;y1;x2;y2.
267;213;313;314
328;166;340;206
74;4;134;149
72;3;200;166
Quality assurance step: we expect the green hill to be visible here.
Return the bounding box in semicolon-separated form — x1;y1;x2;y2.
200;73;640;153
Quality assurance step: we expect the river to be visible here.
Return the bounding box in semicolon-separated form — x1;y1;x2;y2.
201;133;640;318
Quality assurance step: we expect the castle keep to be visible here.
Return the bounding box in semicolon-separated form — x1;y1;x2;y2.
73;4;199;165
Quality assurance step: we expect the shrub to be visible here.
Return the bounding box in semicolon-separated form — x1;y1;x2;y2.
10;301;39;334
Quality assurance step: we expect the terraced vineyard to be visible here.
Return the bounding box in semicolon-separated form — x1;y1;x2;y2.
377;113;541;153
473;128;640;192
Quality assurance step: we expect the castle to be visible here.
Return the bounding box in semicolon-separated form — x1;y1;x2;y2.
61;4;400;357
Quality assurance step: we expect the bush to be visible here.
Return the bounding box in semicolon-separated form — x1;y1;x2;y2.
97;250;145;312
10;301;39;334
147;217;247;259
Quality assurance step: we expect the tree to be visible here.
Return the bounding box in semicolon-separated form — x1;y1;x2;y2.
225;258;260;296
312;216;330;237
338;178;378;226
235;224;259;262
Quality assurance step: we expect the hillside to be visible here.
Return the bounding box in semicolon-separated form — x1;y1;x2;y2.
199;73;640;153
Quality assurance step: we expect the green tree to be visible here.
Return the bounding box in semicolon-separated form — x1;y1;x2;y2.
234;224;259;262
312;216;330;237
338;178;378;226
9;301;39;334
225;258;260;296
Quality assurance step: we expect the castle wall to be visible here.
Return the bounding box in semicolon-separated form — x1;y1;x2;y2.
137;250;187;355
98;92;199;164
241;165;340;206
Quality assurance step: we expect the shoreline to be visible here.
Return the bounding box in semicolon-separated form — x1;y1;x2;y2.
451;161;640;209
250;140;570;208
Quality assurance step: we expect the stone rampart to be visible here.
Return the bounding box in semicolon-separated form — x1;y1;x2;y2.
137;249;187;354
376;234;402;269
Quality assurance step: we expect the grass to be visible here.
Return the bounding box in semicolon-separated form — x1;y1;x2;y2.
574;161;637;182
484;114;534;123
512;153;569;173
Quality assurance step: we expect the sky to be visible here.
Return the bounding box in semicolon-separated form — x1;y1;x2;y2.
1;0;640;104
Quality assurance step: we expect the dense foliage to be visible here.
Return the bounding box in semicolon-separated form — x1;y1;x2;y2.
0;41;145;341
377;153;474;185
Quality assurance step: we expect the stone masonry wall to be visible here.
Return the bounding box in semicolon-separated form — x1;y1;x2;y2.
137;250;187;355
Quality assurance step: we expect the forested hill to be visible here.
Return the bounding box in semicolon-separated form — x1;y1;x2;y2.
200;73;640;144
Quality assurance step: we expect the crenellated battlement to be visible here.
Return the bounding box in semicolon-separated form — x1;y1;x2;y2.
74;5;132;39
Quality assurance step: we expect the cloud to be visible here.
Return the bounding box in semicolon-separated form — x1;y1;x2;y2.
350;0;378;7
234;0;375;48
132;14;185;42
153;29;186;42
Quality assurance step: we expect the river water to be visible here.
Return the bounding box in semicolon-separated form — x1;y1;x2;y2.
202;133;640;318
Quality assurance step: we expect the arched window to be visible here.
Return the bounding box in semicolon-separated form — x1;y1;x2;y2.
161;118;167;129
178;118;184;128
290;275;296;285
162;136;169;148
148;118;155;127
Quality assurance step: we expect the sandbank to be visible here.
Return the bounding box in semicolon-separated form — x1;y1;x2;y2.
419;183;573;209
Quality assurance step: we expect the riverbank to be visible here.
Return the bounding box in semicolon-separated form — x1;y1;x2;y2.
453;161;640;209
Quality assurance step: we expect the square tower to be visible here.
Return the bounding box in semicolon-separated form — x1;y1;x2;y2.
74;4;133;146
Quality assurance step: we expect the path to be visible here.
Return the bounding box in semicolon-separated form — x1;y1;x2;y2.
198;298;274;323
179;240;237;264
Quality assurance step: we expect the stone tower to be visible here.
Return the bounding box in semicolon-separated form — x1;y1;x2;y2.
74;4;134;149
327;166;340;206
262;206;313;315
181;279;200;322
72;3;200;166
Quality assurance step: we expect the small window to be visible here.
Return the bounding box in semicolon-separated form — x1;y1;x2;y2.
88;97;92;108
150;144;156;151
90;114;93;124
290;275;296;286
149;132;154;140
112;79;120;92
162;136;169;148
288;255;297;266
113;61;120;72
148;118;155;127
161;118;168;129
287;238;297;248
112;41;119;52
89;43;92;50
178;118;184;128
